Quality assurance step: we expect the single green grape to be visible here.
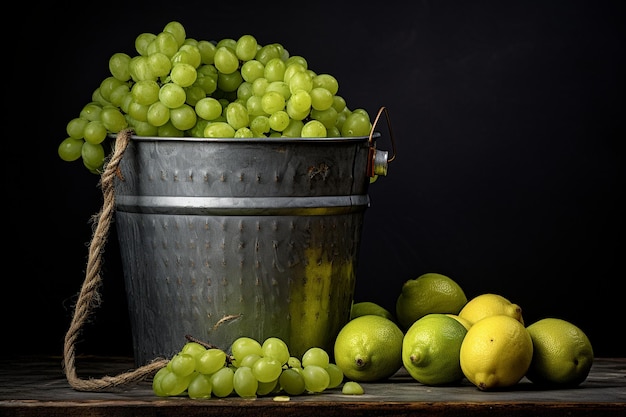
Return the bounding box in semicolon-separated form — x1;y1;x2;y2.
170;352;196;377
147;101;170;127
58;137;84;162
66;117;88;139
109;52;131;81
169;103;197;131
210;367;235;398
279;368;306;395
301;120;327;138
302;365;330;393
170;62;197;87
233;366;258;398
159;83;186;109
187;373;212;399
261;337;290;365
342;381;364;395
235;34;258;62
83;120;107;144
301;347;330;368
252;357;282;383
214;46;239;75
163;21;186;48
325;363;344;389
196;348;227;375
135;32;157;56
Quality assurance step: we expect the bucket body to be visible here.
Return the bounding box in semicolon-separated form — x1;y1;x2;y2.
114;136;373;365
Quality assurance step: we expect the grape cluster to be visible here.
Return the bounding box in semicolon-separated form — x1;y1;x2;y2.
152;336;345;398
58;21;373;174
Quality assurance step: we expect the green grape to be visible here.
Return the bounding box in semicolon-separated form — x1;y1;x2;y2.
217;70;244;92
109;84;130;107
158;121;184;137
147;52;172;79
237;353;262;368
286;356;302;369
210;367;235;398
236;81;254;102
163;21;186;48
261;337;290;365
286;96;310;121
252;78;269;97
189;119;209;137
197;40;216;64
301;120;327;138
161;369;194;396
128;55;153;82
225;102;249;130
268;110;290;132
282;119;303;137
252;357;282;383
204;121;235;138
325;363;344;389
170;352;196;377
233;366;258;398
214;46;239;75
79;102;102;122
100;106;127;132
342;381;364;395
151;31;179;58
187;373;212;399
196;348;227;375
216;38;236;50
91;87;110;106
332;95;347;113
132;119;158;136
169;103;197;131
159;83;186;108
250;115;270;136
177;44;202;68
83;120;107;144
327;126;341;137
181;342;207;361
195;97;222;120
341;111;372;137
301;347;330;368
235;34;258;62
261;91;286;114
288;71;313;94
240;60;265;82
246;95;267;117
66;117;88;139
283;63;306;85
58;137;84;161
152;367;170;397
147;101;170;126
255;44;281;65
131;80;160;106
310;107;338;130
170;63;197;87
287;90;311;114
99;76;125;102
266;81;291;100
285;55;307;69
183;85;204;106
256;378;278;396
279;368;306;395
310;87;333;111
312;73;339;95
235;127;255;138
302;365;330;393
135;32;157;56
264;58;286;82
128;100;149;122
109;52;131;81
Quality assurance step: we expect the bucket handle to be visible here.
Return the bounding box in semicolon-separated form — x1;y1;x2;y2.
367;106;397;177
62;128;168;392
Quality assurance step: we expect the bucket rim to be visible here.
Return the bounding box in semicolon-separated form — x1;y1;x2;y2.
109;132;381;144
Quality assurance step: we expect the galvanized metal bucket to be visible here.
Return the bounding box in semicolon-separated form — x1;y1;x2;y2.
114;132;392;365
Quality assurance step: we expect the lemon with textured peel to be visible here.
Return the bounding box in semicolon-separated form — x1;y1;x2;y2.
458;293;524;325
350;301;395;321
333;315;404;382
460;314;533;390
395;273;467;331
402;313;468;386
526;318;594;387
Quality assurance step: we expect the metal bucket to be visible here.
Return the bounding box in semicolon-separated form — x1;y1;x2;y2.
114;134;389;365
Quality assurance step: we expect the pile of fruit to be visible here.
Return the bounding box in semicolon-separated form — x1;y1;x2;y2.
58;21;374;174
344;273;594;390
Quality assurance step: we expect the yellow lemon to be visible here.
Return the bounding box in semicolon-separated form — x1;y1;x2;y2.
333;315;404;382
458;293;524;325
402;313;468;386
446;314;472;331
350;301;395;322
395;273;467;331
526;318;594;387
460;314;533;390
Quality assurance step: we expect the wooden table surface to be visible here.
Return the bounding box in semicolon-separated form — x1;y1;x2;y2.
1;355;624;417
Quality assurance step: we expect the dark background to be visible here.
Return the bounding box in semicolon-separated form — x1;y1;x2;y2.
6;1;623;359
